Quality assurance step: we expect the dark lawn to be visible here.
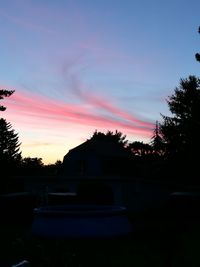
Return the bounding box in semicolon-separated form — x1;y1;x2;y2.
0;213;200;267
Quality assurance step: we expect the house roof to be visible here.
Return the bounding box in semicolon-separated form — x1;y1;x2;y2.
65;139;131;158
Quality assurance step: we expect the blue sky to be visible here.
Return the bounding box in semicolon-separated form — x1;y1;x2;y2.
1;0;200;164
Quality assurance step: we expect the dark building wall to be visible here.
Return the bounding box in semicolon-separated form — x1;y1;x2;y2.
63;151;102;176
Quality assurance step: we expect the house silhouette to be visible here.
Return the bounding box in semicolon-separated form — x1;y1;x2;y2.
62;138;133;177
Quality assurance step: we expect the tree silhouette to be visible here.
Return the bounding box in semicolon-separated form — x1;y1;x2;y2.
127;141;152;157
0;89;14;111
89;130;128;147
195;26;200;62
158;75;200;179
21;157;44;168
151;121;165;156
19;157;45;175
0;118;21;171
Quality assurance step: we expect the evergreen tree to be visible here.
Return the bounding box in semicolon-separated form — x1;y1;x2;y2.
0;118;21;170
158;75;200;181
151;121;165;156
160;76;200;158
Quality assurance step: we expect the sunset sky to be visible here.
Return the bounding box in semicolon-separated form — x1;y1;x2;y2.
1;0;200;164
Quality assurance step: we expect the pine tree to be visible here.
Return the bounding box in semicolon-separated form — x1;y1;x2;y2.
158;76;200;182
159;75;200;159
0;118;21;170
151;121;165;156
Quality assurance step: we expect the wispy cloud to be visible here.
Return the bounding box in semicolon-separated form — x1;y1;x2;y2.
4;87;153;138
66;72;153;128
0;7;57;35
23;142;52;148
76;90;153;128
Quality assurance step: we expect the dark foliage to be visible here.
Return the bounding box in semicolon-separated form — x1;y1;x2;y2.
151;121;166;157
0;118;21;170
127;141;152;157
0;89;14;111
158;76;200;182
160;76;200;157
195;26;200;62
0;118;22;192
89;129;128;147
195;53;200;62
21;157;44;168
18;157;44;175
17;157;63;175
43;160;63;175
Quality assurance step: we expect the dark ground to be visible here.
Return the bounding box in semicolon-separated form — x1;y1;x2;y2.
0;210;200;267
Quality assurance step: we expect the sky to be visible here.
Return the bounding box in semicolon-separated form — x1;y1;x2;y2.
0;0;200;164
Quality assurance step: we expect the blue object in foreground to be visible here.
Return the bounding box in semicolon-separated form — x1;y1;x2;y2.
31;205;132;239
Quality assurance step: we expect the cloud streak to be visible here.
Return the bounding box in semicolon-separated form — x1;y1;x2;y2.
67;73;153;128
77;90;153;128
0;6;57;35
5;88;154;138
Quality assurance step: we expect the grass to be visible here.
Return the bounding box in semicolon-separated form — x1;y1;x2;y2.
0;214;200;266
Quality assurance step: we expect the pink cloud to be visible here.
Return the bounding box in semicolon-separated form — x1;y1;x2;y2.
68;76;153;129
4;89;153;138
80;92;153;129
